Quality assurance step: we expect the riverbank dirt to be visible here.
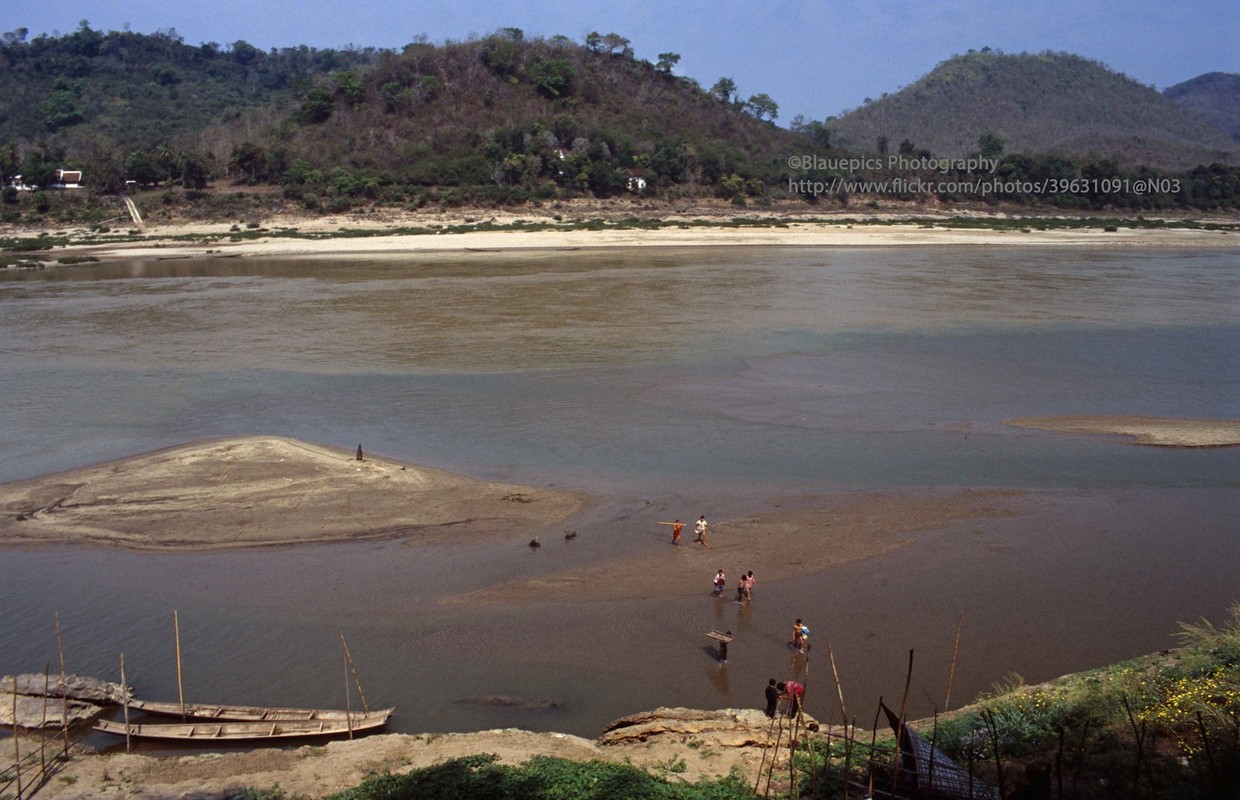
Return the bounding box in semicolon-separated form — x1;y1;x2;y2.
6;708;813;799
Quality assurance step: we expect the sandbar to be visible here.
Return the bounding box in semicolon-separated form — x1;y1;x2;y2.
445;489;1028;604
7;207;1238;267
0;436;588;550
1006;415;1240;447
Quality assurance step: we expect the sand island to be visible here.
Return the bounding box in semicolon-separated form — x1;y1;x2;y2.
1006;415;1240;447
0;436;588;551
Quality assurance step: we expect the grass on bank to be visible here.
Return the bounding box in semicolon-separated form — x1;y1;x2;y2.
790;603;1240;798
322;754;752;800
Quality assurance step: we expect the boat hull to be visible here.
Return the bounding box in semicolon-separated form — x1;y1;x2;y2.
94;713;390;741
126;697;394;724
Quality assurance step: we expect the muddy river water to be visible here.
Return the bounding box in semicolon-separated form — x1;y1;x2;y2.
1;245;1238;740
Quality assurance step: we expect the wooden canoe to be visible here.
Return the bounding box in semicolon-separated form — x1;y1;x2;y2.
94;713;390;741
125;697;394;724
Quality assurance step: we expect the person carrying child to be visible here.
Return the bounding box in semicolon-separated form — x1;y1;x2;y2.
791;618;806;652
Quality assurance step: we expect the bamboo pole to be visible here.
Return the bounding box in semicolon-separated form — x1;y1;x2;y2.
806;710;819;797
54;611;69;758
39;667;49;778
752;704;779;796
801;644;815;797
765;700;788;799
842;715;856;800
865;699;881;800
945;608;964;710
174;610;186;721
12;679;21;800
788;706;801;796
339;632;371;714
342;645;354;740
827;643;848;724
891;649;914;798
789;703;812;799
120;653;130;753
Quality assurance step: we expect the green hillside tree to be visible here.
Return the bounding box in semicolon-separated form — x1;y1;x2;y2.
530;59;575;99
979;131;1005;159
711;77;738;105
656;52;680;75
746;93;779;121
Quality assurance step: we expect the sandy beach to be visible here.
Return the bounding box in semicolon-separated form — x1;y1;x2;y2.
6;206;1237;266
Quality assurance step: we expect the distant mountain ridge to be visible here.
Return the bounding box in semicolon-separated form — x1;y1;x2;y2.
1164;72;1240;143
1;27;1237;215
825;51;1239;170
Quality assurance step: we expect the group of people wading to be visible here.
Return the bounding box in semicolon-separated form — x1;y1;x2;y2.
662;513;811;722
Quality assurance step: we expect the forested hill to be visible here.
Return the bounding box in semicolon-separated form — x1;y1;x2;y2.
825;51;1240;170
191;29;796;201
1164;72;1240;144
0;23;383;184
0;24;382;146
2;26;1238;215
0;25;797;200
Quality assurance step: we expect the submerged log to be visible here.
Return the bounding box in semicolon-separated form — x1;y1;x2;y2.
455;694;564;712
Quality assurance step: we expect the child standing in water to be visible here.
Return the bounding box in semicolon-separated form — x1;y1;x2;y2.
791;618;805;651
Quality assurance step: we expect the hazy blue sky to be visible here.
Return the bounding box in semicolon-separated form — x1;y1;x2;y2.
4;1;1237;123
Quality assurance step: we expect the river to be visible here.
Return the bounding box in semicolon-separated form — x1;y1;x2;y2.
1;245;1238;742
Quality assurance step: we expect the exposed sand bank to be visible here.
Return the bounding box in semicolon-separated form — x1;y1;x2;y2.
8;208;1238;266
1006;415;1240;447
445;489;1027;604
0;438;1030;596
0;436;588;550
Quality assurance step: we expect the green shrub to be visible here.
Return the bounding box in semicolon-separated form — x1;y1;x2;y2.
327;754;753;800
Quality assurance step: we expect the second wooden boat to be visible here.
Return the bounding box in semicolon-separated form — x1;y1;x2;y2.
94;713;390;741
126;697;394;723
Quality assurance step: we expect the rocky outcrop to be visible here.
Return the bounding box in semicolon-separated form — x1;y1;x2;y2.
1;673;129;728
1;673;129;704
0;694;103;727
599;706;820;748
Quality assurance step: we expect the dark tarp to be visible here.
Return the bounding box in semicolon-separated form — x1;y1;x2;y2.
883;702;1000;800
